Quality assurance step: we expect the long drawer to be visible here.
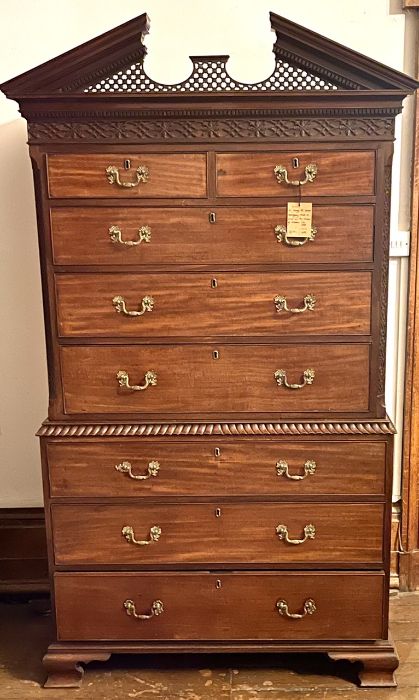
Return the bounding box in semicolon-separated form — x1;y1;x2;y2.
54;571;385;641
47;440;386;498
55;272;372;338
50;205;374;265
51;503;384;565
47;153;207;198
59;344;370;415
216;151;375;197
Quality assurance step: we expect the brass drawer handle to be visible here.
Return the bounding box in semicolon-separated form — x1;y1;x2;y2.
274;369;315;389
124;599;164;620
109;225;151;246
117;370;157;391
106;164;149;188
274;163;317;187
276;598;317;619
115;460;160;480
276;523;316;545
122;524;162;546
276;459;316;480
275;224;317;247
112;295;154;317
274;294;316;314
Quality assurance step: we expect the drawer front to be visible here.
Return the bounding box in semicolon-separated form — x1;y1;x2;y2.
52;503;384;565
216;151;375;197
50;205;374;265
47;154;207;198
60;344;370;415
55;272;372;338
47;440;386;498
55;571;385;641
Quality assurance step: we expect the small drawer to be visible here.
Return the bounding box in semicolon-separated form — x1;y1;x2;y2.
216;151;375;197
60;343;371;415
49;205;374;266
47;153;207;198
51;502;384;565
55;571;385;641
55;271;372;338
47;439;386;498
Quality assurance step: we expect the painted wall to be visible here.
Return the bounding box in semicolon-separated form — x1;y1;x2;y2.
0;0;414;506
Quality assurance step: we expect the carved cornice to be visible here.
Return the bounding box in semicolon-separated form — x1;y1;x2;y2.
37;421;396;438
28;115;395;143
273;46;361;90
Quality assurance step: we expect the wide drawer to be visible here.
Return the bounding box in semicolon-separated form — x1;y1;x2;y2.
55;272;372;338
60;344;370;415
55;571;385;641
49;205;375;265
51;502;384;565
47;440;386;498
47;154;207;198
216;151;375;197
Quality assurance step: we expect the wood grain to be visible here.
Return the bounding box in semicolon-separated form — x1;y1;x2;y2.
54;571;385;641
59;343;371;415
50;205;375;265
51;502;384;565
55;271;372;338
47;439;386;498
47;153;207;198
216;151;375;196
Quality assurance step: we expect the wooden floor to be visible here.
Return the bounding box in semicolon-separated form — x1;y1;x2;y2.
0;592;418;699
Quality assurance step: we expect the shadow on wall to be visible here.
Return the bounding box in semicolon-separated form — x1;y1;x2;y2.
0;117;47;507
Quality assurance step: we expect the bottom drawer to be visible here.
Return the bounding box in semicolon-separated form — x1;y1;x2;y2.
55;571;385;642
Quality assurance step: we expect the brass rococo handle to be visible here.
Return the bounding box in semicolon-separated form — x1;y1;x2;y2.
106;164;149;188
109;225;151;246
121;524;162;546
276;459;317;481
274;163;318;187
112;295;154;317
115;460;160;481
275;224;317;247
117;370;157;391
274;294;316;314
276;523;316;545
274;369;315;389
276;598;317;619
124;599;164;620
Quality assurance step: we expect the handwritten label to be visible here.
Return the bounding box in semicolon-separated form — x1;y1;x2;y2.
286;202;313;238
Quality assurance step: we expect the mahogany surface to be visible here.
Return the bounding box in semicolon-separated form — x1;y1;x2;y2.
54;571;385;642
2;8;415;688
47;439;387;498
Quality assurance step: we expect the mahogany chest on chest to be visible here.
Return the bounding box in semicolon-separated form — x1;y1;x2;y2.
2;11;417;688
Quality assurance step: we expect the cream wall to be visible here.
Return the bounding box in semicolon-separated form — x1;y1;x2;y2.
0;0;414;506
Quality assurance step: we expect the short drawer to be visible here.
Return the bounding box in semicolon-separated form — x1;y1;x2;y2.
47;440;386;498
51;502;384;565
47;154;207;198
216;151;375;197
60;343;370;415
55;571;385;641
49;205;374;265
55;272;372;338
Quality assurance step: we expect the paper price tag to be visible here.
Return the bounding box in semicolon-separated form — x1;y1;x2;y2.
286;202;313;238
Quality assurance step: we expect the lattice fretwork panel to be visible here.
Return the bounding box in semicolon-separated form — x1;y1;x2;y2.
84;56;347;93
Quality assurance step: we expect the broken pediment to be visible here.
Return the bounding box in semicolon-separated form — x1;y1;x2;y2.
1;10;417;100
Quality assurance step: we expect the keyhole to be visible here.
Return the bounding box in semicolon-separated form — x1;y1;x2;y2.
292;157;299;169
212;350;219;360
214;447;221;457
211;278;218;289
216;579;222;589
124;159;131;170
209;212;216;224
215;507;222;517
